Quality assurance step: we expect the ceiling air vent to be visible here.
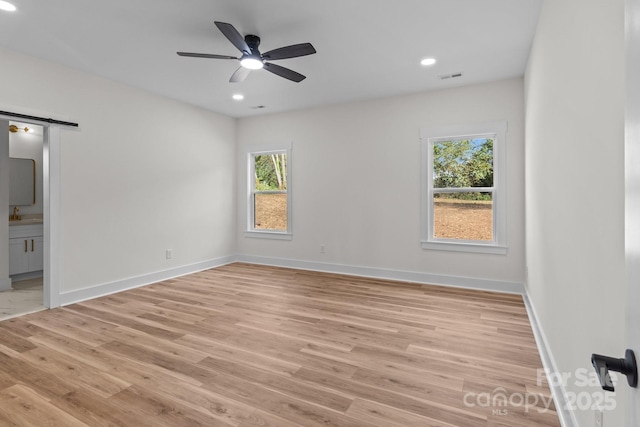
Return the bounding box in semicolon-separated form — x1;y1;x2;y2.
439;72;463;80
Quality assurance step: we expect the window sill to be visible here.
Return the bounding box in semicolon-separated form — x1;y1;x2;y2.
421;240;507;255
245;230;293;241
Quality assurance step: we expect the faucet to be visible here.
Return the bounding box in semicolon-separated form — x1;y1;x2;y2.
9;206;21;221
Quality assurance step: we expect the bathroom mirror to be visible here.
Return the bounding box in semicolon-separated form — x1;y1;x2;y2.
9;158;36;206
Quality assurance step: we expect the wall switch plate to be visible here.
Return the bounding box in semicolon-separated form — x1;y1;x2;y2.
595;409;603;427
166;249;173;259
320;244;325;254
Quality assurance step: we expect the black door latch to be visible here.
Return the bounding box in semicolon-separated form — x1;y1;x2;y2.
591;349;638;392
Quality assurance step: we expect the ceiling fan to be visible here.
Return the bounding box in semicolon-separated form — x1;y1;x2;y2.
177;21;316;83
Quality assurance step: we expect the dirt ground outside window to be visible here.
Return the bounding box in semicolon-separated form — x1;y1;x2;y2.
433;199;493;241
254;194;493;241
255;193;287;230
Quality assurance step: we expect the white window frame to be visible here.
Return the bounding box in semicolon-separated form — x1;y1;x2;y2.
420;121;507;254
245;143;292;240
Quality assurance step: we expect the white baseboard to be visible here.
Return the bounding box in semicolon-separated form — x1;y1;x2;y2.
235;254;525;294
0;277;11;292
59;256;235;306
523;293;577;427
57;254;523;307
57;252;523;309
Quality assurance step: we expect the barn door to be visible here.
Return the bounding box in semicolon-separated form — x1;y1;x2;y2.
625;0;640;424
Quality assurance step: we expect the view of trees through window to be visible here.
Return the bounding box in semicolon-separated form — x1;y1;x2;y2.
255;153;287;191
253;153;288;230
432;138;494;241
250;139;495;240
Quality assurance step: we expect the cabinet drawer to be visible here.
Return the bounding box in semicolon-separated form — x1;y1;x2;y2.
9;224;43;239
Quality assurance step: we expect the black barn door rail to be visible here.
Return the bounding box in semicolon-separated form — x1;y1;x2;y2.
0;110;78;128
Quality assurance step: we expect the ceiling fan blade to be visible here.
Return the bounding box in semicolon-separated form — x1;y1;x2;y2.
230;66;251;83
262;43;316;61
214;21;251;54
177;52;238;60
263;62;306;83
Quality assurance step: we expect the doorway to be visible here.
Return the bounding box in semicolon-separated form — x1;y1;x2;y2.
1;115;64;317
1;120;45;319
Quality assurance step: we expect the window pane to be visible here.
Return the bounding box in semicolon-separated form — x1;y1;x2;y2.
254;153;287;191
433;193;493;241
433;138;493;188
254;193;287;230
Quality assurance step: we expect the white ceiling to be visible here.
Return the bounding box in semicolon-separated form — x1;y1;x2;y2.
0;0;542;118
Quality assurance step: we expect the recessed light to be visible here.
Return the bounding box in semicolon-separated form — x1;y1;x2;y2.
232;94;244;101
0;1;16;11
421;58;437;66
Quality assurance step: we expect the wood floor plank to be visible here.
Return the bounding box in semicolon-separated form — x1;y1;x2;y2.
0;385;89;427
20;346;131;399
0;327;37;353
26;315;116;347
238;409;311;427
107;361;257;426
50;389;137;427
175;334;303;376
197;355;354;412
293;367;487;426
0;315;47;338
0;350;76;400
201;372;369;427
0;263;560;426
107;385;235;427
345;398;459;427
102;326;212;363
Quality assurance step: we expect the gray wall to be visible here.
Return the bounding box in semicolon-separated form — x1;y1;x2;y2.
525;0;627;425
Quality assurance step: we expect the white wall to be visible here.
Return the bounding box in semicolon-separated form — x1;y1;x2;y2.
9;124;44;215
0;46;236;294
237;78;525;287
525;0;627;426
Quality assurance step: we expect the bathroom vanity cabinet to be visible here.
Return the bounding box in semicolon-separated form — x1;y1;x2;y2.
9;224;43;275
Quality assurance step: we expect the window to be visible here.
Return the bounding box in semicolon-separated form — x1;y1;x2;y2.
420;121;507;254
246;145;292;240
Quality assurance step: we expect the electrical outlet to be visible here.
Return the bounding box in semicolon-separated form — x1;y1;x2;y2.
166;249;173;260
320;244;325;254
595;409;603;427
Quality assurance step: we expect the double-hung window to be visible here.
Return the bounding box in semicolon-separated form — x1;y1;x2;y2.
245;144;292;240
420;121;507;254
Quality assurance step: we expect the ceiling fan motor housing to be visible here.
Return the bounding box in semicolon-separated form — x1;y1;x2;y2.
244;35;261;54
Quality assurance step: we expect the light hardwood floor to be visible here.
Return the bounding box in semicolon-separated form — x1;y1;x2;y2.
0;263;560;426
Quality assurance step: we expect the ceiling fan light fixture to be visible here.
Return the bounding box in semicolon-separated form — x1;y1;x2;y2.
0;0;16;11
240;56;264;70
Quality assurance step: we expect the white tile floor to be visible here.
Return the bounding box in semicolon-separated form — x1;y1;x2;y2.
0;277;45;321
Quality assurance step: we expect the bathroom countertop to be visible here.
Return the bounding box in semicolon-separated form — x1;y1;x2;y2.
9;214;44;226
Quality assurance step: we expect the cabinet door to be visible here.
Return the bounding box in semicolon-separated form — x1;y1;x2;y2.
9;238;29;275
28;236;44;272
